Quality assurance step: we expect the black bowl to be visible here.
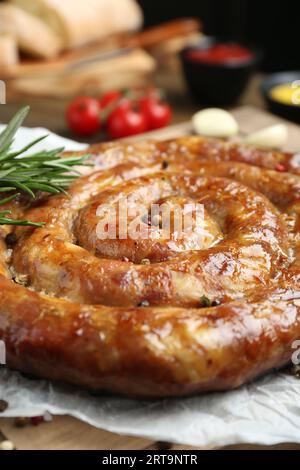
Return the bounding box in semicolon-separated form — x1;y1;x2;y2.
180;37;261;107
261;71;300;124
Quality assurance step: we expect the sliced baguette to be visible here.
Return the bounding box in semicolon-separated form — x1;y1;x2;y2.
10;48;156;97
10;0;143;49
0;4;62;58
0;34;19;67
10;49;156;99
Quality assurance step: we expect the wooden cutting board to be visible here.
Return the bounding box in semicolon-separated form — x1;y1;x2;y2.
1;105;300;450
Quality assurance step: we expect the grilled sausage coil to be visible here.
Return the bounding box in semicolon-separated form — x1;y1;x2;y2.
1;136;300;397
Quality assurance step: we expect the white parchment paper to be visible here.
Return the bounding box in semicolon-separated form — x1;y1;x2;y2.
0;125;300;448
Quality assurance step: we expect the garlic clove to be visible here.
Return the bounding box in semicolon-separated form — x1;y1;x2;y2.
245;124;288;149
192;108;239;138
0;440;14;451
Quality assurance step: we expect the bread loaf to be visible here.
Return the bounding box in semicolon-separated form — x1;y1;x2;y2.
10;0;143;49
0;34;19;67
0;4;62;58
11;49;156;97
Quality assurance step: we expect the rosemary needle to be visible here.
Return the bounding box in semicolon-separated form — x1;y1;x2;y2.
0;107;89;227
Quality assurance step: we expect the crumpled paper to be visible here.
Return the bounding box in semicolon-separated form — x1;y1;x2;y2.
0;125;300;448
1;369;300;448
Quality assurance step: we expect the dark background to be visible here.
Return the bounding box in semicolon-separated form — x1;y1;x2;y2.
138;0;300;72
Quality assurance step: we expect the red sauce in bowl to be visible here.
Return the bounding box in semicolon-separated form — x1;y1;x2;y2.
186;43;254;66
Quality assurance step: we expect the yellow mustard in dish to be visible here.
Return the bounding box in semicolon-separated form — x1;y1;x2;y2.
269;82;300;107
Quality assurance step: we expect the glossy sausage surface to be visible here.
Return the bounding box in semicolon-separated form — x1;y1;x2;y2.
1;136;300;397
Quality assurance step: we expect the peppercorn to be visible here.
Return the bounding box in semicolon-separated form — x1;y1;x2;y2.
30;416;44;426
0;400;8;413
200;295;212;307
5;232;17;248
15;417;29;428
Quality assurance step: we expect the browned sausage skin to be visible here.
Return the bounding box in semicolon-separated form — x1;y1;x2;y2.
1;136;300;398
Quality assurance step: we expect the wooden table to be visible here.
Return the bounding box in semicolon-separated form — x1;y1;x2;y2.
1;76;300;450
1;416;300;450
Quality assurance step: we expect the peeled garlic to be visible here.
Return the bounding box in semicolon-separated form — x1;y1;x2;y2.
245;124;288;148
0;440;14;451
192;108;239;138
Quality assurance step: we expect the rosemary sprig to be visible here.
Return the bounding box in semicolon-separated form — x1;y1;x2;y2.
0;107;89;226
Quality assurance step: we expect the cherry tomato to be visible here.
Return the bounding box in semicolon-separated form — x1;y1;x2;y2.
107;103;148;139
100;90;123;109
66;96;101;136
141;97;172;130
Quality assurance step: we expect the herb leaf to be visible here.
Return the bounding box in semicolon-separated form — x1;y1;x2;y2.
0;107;89;226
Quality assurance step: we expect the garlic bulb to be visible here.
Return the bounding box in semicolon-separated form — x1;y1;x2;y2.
245;124;288;149
192;108;239;138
